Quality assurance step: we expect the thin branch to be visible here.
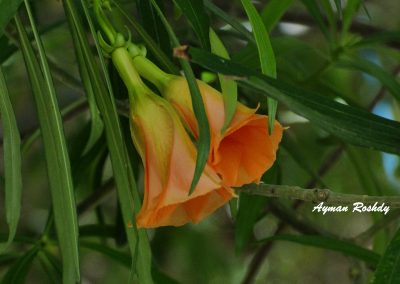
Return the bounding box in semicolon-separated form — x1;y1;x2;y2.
237;184;400;208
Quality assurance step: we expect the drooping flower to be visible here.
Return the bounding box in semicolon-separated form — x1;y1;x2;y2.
132;56;283;187
130;89;234;228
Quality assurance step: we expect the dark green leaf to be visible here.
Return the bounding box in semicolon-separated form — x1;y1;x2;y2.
15;3;80;282
0;66;22;251
0;0;23;37
259;234;380;266
150;0;210;195
300;0;329;39
173;0;210;50
373;223;400;283
240;0;277;133
335;57;400;102
1;246;39;284
38;251;62;284
188;48;400;155
136;0;171;58
342;0;361;35
209;28;237;132
204;0;254;43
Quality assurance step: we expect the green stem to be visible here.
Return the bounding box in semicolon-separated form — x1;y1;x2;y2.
111;48;148;100
238;184;400;208
132;56;175;92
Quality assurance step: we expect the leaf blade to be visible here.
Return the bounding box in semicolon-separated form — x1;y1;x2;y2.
259;234;380;266
240;0;277;133
373;227;400;283
15;4;80;282
0;66;22;252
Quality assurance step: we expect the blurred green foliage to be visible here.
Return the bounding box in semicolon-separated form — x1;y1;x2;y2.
0;0;399;283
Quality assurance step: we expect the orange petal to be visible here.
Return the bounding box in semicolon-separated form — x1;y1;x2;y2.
131;92;234;228
212;116;283;187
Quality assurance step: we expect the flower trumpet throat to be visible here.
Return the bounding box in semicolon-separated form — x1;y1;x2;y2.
111;47;234;228
132;56;283;187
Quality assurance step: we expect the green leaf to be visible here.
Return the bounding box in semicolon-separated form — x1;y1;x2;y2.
70;21;104;156
281;133;326;187
259;234;380;266
240;0;277;134
63;1;153;283
342;0;361;35
81;240;180;284
173;0;210;50
373;227;400;283
0;0;23;37
300;0;329;39
80;240;131;267
352;31;400;48
204;0;254;43
15;3;80;282
188;48;400;155
333;0;342;18
150;0;210;196
209;28;237;132
136;0;171;57
1;246;39;284
335;57;400;102
37;251;62;284
260;0;293;32
0;66;22;252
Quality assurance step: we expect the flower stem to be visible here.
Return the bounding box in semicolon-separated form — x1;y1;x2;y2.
132;56;175;92
111;48;147;101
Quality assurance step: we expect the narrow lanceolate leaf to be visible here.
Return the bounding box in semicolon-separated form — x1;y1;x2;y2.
63;1;153;283
373;227;400;283
204;0;254;43
260;0;293;32
15;3;80;283
342;0;361;35
300;0;329;39
136;0;171;58
209;28;237;132
173;0;210;50
0;0;23;37
0;67;22;252
70;24;104;156
259;235;380;266
188;48;400;155
240;0;277;134
335;57;400;103
150;0;210;196
1;246;40;284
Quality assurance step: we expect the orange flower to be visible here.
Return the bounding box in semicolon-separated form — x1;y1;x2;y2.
130;90;234;228
161;78;283;187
